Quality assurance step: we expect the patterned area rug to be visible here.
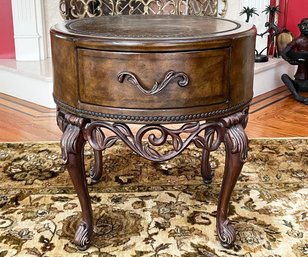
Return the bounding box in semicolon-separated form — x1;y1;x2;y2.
0;138;307;257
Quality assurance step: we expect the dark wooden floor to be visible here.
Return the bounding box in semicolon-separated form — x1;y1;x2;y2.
0;86;307;142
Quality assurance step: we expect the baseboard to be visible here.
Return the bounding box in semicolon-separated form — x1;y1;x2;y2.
0;59;55;108
253;57;297;97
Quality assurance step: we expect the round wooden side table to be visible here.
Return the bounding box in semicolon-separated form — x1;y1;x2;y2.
51;15;256;250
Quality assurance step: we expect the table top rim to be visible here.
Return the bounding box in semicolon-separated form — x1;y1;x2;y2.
51;15;253;42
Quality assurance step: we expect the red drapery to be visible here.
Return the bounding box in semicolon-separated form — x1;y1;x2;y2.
271;0;308;37
0;0;15;59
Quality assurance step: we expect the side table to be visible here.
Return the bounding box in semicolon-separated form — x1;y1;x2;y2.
51;15;256;250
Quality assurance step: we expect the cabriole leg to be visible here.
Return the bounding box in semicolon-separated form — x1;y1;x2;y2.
57;111;93;250
201;148;213;184
201;128;216;184
216;112;248;248
90;149;103;184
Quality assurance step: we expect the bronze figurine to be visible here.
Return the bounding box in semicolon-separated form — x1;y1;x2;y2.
281;18;308;104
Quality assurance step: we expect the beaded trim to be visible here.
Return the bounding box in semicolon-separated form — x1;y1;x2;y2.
54;97;251;123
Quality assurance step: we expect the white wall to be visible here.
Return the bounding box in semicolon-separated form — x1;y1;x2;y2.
225;0;270;54
43;0;63;58
224;0;241;20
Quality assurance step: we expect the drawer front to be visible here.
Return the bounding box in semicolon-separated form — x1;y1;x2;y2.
77;49;230;110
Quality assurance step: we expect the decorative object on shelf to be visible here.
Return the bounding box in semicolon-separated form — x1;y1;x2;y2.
254;46;269;63
239;6;267;62
281;18;308;105
239;6;258;23
239;6;266;62
276;0;294;55
254;4;280;62
262;4;280;57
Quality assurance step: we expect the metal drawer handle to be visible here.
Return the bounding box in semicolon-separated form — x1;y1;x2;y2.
117;70;189;95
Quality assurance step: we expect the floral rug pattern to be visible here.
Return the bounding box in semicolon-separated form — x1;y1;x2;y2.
0;138;307;257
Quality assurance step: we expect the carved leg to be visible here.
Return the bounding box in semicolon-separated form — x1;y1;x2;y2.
201;129;215;184
89;150;103;184
201;149;213;184
58;112;93;250
216;112;248;248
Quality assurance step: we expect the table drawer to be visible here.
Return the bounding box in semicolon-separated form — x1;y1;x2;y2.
77;48;230;110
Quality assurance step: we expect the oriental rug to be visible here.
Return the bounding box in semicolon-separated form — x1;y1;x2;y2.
0;138;307;257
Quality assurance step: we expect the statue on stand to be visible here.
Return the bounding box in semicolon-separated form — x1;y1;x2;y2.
243;4;281;62
281;18;308;104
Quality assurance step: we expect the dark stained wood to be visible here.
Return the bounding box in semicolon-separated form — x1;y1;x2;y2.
58;107;250;249
89;150;103;184
51;16;255;123
77;49;230;110
218;113;248;248
51;15;256;249
57;112;93;250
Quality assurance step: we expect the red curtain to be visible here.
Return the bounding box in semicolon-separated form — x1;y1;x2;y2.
0;0;15;58
272;0;308;37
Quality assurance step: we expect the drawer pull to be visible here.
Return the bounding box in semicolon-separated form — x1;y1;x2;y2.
117;70;189;95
